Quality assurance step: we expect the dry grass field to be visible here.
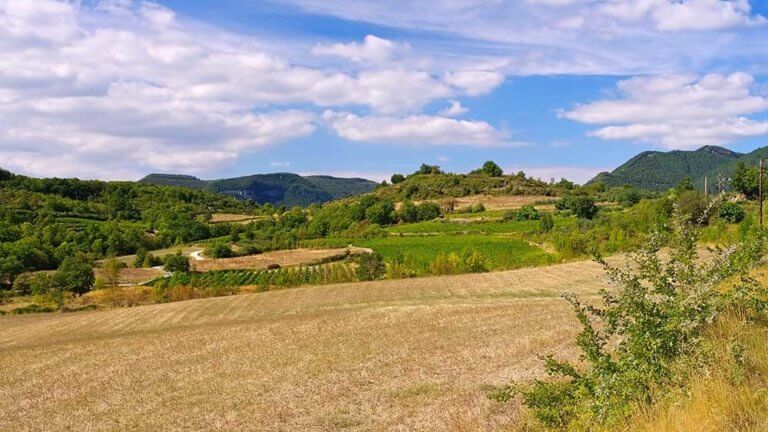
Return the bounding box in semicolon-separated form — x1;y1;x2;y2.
192;247;357;272
210;213;265;224
94;267;165;285
0;259;612;431
453;195;555;211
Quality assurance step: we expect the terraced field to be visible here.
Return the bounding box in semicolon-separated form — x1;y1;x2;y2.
0;258;612;431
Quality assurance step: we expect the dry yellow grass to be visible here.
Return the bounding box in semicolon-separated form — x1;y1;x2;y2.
0;259;612;431
210;213;264;224
94;267;164;285
192;247;354;272
453;195;555;211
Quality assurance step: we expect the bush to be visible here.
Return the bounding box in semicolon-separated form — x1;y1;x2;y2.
164;251;190;273
539;213;555;233
356;252;386;281
676;190;710;224
205;242;234;259
516;205;540;221
517;215;768;429
556;195;598;219
719;202;745;224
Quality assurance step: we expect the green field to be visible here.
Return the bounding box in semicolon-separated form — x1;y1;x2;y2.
355;234;555;273
386;216;575;235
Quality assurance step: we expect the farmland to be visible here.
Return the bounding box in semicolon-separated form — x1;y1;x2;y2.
0;258;611;431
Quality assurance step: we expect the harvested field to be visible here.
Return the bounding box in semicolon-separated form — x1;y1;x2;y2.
94;267;164;285
0;258;612;431
453;194;555;211
210;213;264;224
192;247;356;272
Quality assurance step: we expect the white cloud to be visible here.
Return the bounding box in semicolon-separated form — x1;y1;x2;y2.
600;0;766;31
323;111;519;147
562;72;768;149
444;70;505;96
0;1;506;178
311;34;408;64
438;100;469;117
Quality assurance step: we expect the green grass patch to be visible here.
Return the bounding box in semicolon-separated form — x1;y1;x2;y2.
355;234;555;273
387;216;575;235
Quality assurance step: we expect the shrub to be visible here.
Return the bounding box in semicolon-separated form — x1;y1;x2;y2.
428;252;461;275
356;252;386;281
719;202;745;224
516;205;540;221
539;213;555;233
569;196;598;219
461;250;487;273
391;173;406;184
676;190;711;224
205;242;234;259
164;251;190;273
518;214;768;429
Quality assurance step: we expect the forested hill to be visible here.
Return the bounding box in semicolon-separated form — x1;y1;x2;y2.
588;146;743;191
140;173;378;207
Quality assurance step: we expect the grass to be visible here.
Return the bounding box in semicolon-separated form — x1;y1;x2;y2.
387;216;575;235
191;247;356;272
625;315;768;432
0;257;613;431
355;234;556;272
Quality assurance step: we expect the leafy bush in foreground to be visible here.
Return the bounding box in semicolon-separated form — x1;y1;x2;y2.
517;213;768;429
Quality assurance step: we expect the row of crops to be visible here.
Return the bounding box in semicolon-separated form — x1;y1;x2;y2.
155;262;359;290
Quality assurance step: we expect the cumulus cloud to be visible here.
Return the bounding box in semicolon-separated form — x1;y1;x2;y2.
312;34;409;64
323;111;517;147
600;0;766;31
0;1;505;178
561;72;768;149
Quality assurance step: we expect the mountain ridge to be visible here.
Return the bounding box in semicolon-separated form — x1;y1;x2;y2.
139;172;378;207
588;145;749;191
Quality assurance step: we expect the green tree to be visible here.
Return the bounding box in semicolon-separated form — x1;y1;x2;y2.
732;162;762;200
415;164;444;175
365;201;395;225
719;201;745;224
480;161;503;177
391;173;406;184
55;255;95;295
676;177;695;193
164;251;190;273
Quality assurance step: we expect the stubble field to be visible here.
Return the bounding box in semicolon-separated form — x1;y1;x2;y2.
0;258;613;431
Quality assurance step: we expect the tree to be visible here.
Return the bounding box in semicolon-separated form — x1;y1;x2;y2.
164;251;190;273
356;252;385;281
55;255;95;295
365;201;395;225
676;177;695;193
205;243;234;259
102;256;123;289
415;164;444;175
0;167;13;181
391;173;406;184
732;162;762;200
569;196;598;219
416;201;441;221
480;161;503;177
516;205;540;221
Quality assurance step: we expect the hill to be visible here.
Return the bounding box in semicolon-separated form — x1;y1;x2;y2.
698;145;768;186
587;146;743;191
140;173;378;207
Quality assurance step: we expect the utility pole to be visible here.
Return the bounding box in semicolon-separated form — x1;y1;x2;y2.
757;159;763;226
704;177;708;197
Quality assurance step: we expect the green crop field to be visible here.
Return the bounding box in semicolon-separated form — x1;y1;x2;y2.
386;216;575;235
355;234;555;273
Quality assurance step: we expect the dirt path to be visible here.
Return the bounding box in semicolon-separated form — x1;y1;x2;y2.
190;250;205;261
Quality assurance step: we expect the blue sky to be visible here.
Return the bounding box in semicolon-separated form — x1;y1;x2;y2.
2;1;768;183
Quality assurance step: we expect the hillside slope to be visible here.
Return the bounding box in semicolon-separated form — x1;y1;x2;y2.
140;173;378;206
588;146;742;191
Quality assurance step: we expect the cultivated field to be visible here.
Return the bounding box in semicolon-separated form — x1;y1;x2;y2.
191;247;359;272
453;195;555;211
210;213;264;224
94;267;165;286
0;259;612;431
